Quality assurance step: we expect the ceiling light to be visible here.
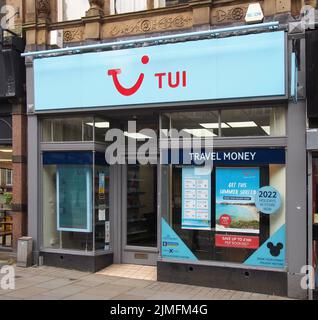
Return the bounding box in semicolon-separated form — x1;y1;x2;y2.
0;159;12;162
124;132;153;140
200;123;229;129
227;121;258;128
183;129;216;137
86;122;110;128
0;149;12;153
261;126;271;135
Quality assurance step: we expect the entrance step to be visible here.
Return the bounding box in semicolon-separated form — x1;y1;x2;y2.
97;264;157;281
0;250;16;266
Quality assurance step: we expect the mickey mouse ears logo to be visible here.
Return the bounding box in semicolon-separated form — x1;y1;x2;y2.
267;242;284;257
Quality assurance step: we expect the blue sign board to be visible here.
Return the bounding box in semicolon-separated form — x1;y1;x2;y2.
162;148;286;165
182;167;211;230
34;31;286;111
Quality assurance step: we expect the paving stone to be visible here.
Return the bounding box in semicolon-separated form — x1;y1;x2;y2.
0;265;291;300
4;286;49;299
82;283;133;298
111;293;146;300
35;278;75;289
63;293;111;300
41;285;87;299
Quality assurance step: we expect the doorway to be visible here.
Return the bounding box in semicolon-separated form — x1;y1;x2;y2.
121;164;158;265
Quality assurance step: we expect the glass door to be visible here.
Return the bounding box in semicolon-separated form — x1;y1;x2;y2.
122;164;158;265
312;157;318;297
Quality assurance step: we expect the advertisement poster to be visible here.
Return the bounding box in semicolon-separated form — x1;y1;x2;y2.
215;234;260;249
244;224;286;269
162;219;197;261
215;167;260;234
182;167;211;230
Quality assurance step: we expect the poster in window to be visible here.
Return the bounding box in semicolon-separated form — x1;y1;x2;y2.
57;165;92;233
182;167;211;230
215;167;260;234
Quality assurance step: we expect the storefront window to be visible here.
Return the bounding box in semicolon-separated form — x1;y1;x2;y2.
169;111;220;138
165;107;286;138
161;149;286;269
42;152;94;251
312;156;318;291
94;157;110;251
94;118;111;143
42;151;111;253
0;147;13;248
42;117;94;142
221;107;286;137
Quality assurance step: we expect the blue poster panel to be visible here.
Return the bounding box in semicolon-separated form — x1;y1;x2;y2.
182;167;211;230
215;167;260;234
161;219;197;261
57;165;92;233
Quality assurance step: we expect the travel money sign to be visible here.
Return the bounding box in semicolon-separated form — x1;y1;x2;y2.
34;31;286;111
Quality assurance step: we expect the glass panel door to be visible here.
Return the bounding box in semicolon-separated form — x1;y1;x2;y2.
127;164;157;247
122;164;158;265
312;157;318;295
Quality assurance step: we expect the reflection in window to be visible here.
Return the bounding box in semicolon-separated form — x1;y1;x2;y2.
221;108;286;137
42;117;94;142
58;0;89;21
164;107;286;138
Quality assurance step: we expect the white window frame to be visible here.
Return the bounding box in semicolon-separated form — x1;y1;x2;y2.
57;0;89;21
5;169;12;187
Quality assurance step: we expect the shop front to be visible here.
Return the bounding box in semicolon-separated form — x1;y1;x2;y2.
0;29;26;251
24;22;308;298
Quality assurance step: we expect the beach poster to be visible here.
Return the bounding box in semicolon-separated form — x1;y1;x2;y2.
215;167;260;234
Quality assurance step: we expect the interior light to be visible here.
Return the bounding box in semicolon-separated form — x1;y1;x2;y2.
86;122;110;128
0;159;12;162
124;132;153;140
183;129;216;137
200;123;229;129
226;121;258;128
0;149;12;153
261;126;271;135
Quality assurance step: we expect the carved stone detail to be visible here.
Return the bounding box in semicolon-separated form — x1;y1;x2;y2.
36;0;50;22
211;2;264;24
87;0;105;16
63;27;85;42
104;13;193;38
211;5;248;24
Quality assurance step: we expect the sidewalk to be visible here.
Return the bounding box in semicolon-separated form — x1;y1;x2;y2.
0;265;291;300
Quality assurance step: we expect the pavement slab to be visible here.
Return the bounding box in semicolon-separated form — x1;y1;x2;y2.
0;265;292;300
